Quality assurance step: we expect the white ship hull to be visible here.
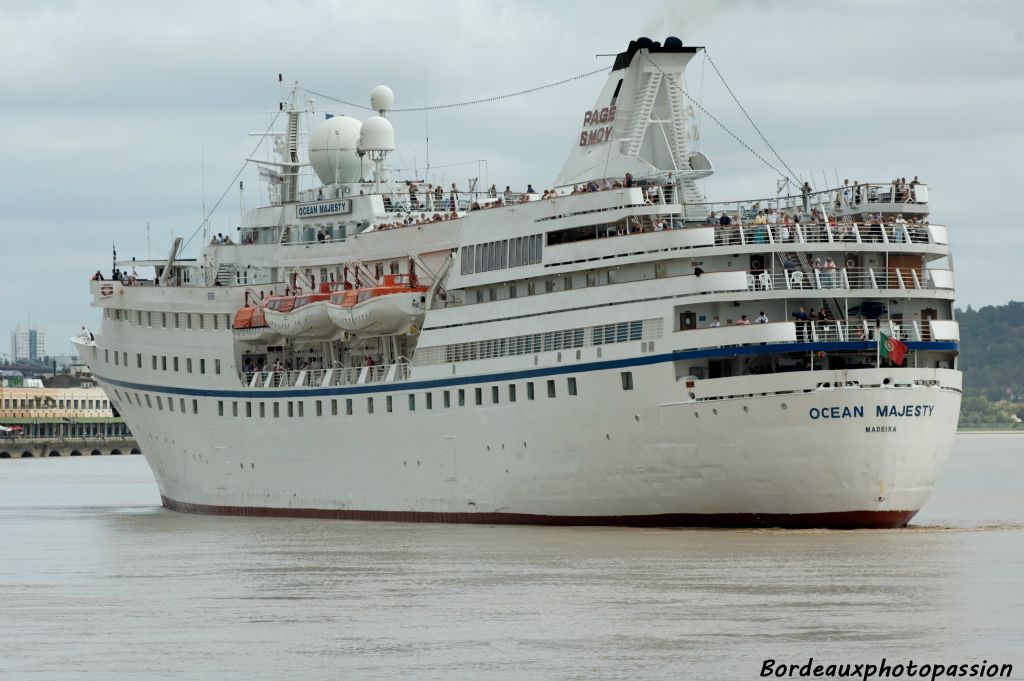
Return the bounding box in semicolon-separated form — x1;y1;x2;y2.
79;343;960;528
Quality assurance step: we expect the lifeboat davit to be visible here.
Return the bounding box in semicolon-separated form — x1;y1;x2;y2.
327;274;427;337
263;284;338;340
231;303;281;344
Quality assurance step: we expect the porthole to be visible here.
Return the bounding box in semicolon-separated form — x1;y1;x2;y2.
712;408;718;415
694;412;699;418
743;406;749;412
781;403;788;410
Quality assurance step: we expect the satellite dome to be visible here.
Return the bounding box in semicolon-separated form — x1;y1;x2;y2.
358;115;395;153
370;85;394;114
309;116;371;185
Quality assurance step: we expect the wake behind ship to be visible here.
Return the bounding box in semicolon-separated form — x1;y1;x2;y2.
74;37;961;528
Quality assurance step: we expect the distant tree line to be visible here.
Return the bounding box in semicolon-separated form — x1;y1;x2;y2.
956;301;1024;426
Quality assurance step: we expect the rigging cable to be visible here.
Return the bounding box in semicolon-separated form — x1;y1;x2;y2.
703;51;802;184
181;110;283;252
643;54;800;185
304;66;610;113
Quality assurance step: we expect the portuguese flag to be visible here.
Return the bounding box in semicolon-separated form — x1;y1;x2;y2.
879;331;908;365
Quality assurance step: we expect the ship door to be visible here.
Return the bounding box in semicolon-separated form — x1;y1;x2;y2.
678;311;697;332
749;255;765;276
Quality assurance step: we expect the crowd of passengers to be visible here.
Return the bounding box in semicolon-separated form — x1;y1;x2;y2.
710;207;928;245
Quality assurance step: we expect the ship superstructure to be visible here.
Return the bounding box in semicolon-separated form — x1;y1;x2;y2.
73;37;961;528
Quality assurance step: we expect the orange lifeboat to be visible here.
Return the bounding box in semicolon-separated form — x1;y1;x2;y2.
263;284;338;339
231;302;282;344
326;274;427;337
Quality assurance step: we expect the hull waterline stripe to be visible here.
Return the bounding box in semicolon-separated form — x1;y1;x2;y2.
93;340;959;399
161;496;918;530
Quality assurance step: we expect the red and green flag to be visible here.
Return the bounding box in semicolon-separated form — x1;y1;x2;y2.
879;331;908;365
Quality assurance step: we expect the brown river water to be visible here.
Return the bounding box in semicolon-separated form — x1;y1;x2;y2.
1;434;1021;680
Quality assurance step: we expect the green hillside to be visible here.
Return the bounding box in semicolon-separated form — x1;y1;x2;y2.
956;301;1024;427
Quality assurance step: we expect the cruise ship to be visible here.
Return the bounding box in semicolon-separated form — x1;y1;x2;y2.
73;37;961;528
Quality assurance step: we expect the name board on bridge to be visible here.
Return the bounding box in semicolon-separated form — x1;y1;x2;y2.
296;199;352;219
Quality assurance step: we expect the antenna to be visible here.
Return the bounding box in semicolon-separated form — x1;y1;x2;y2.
147;221;151;260
201;142;208;243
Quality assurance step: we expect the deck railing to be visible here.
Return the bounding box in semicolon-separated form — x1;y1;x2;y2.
745;266;953;292
241;362;412;389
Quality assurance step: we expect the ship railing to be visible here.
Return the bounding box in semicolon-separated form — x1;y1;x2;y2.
713;221;931;247
240;361;412;389
692;181;928;222
746;266;953;292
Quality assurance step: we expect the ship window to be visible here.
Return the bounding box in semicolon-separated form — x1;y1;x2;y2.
229;401;236;417
215;359;221;375
545;280;555;293
105;349;109;363
426;393;433;410
144;394;151;408
287;401;293;418
528;281;536;296
213;314;219;331
259;402;265;418
180;398;186;413
187;358;192;373
157;396;163;410
273;402;279;418
367;397;374;414
246;402;252;418
162;313;168;328
408;394;416;411
458;389;465;407
200;359;206;374
331;399;338;416
621;372;634;390
316;400;322;416
443;391;451;408
151;355;157;370
474;387;482;405
168;397;174;412
547;380;556;398
461;245;475;275
186;314;193;330
509;284;518;298
527;382;535;400
137;353;142;368
198;314;205;330
346;399;353;416
173;357;179;372
161;356;167;371
386;396;393;413
113;352;118;366
298;402;304;417
568;377;578;396
508;385;517;402
217;401;223;416
563;276;573;291
491;386;499;404
136;310;142;325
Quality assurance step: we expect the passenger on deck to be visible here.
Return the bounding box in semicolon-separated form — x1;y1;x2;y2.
504;186;513;202
756;311;768;324
624;172;635;188
709;316;721;328
526;184;536;194
736;315;751;325
488;184;497;198
706;211;717;225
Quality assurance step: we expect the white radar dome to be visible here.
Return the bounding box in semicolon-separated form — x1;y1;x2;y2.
370;85;394;114
357;115;395;153
309;116;371;184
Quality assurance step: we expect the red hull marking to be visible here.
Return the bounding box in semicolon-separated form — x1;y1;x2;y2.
161;496;917;530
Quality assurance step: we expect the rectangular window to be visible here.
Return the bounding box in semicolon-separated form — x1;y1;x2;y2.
316;400;322;416
105;349;109;363
186;314;193;330
187;358;193;373
173;356;179;372
331;399;338;416
198;314;205;330
161;356;167;371
246;402;252;418
443;391;451;408
114;352;119;366
474;387;482;405
157;396;163;410
231;401;238;417
621;371;634;390
458;389;465;407
259;402;265;418
527;382;535;400
218;400;224;416
180;398;186;412
151;355;157;370
145;394;152;408
547;380;556;398
568;377;577;396
491;386;499;404
137;353;142;368
287;401;294;417
426;393;433;410
213;314;219;330
509;384;517;402
273;402;280;418
367;397;374;414
200;359;206;374
215;359;221;375
408;394;416;411
192;399;198;415
346;399;353;415
168;398;174;412
386;395;393;413
298;401;304;417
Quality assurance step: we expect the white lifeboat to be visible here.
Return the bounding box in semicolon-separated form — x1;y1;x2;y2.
263;286;338;340
327;274;427;337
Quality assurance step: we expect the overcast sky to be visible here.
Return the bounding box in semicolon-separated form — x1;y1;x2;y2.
3;0;1022;358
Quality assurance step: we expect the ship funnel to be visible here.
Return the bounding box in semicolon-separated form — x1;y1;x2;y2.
554;37;711;194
